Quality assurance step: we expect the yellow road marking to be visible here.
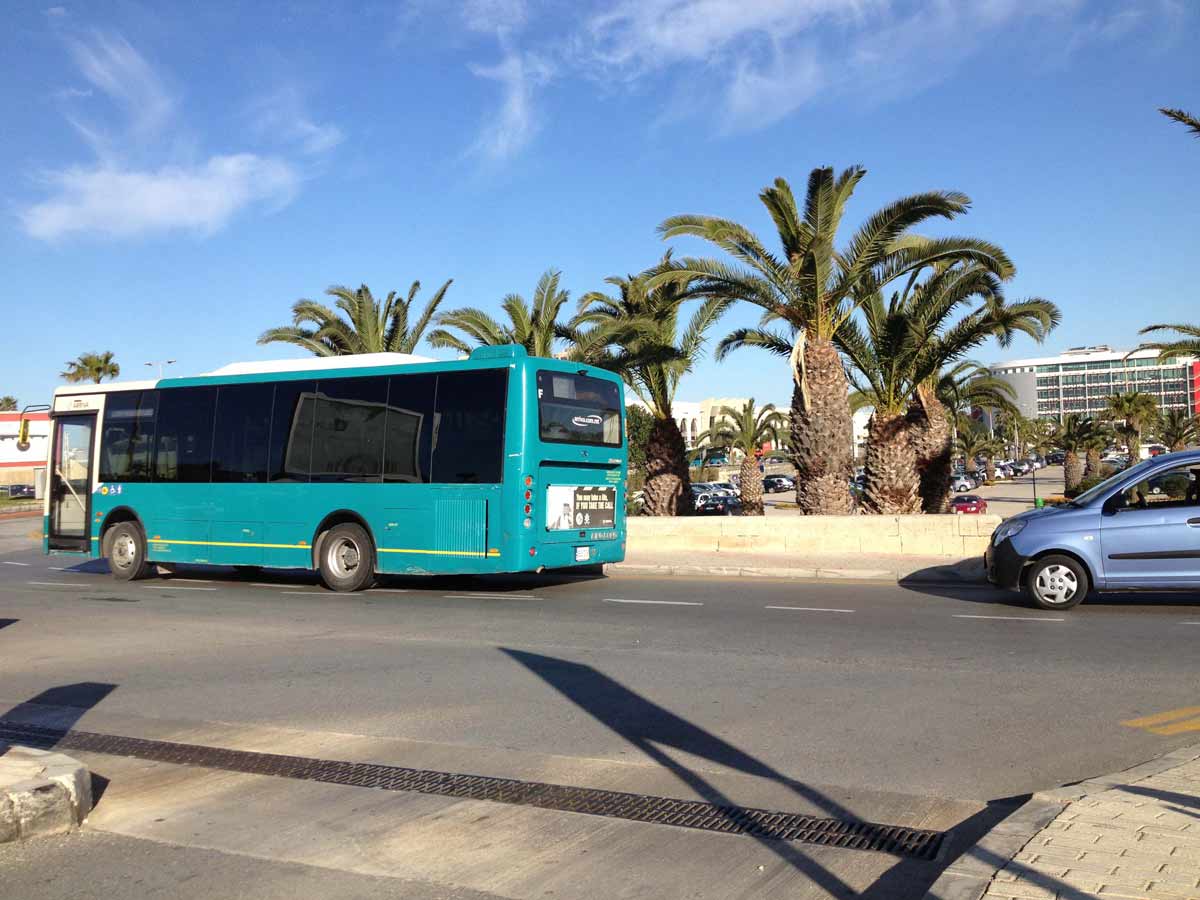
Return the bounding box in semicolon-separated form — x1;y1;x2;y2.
149;538;308;550
1122;706;1200;732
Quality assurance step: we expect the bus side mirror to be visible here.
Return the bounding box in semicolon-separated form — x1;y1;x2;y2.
16;418;30;452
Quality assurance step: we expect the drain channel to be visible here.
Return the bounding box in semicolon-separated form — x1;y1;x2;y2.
0;720;942;860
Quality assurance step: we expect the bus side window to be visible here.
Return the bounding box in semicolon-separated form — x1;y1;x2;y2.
99;390;156;483
213;383;274;483
269;380;315;483
431;371;506;484
384;374;436;484
311;376;388;482
154;387;216;483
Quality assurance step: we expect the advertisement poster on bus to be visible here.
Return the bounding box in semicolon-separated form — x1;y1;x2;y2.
545;485;616;531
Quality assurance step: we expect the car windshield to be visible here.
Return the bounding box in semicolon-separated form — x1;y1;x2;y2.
1069;457;1159;506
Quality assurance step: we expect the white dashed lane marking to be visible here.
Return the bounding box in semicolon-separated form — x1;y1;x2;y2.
953;614;1064;622
603;598;702;606
141;585;217;592
765;606;855;613
26;582;84;588
2;561;30;566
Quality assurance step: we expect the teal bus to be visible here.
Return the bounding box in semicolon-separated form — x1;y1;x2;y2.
43;346;627;590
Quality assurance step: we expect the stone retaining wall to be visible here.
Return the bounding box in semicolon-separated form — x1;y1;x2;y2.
628;514;1001;557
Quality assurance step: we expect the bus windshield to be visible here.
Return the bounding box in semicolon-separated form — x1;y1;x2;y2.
536;371;621;447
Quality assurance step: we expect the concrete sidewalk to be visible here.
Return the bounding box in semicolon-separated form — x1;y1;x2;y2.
931;744;1200;900
611;548;986;584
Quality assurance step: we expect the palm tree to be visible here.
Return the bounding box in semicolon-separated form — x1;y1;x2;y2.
61;351;120;383
1134;323;1200;361
1104;391;1161;460
837;262;1057;514
1161;107;1200;138
0;396;16;411
428;269;572;358
955;427;1001;477
654;166;1009;515
694;400;785;516
259;281;452;356
1056;415;1102;492
571;260;728;516
1157;408;1199;452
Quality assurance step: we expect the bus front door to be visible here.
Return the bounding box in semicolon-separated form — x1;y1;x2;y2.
48;413;96;552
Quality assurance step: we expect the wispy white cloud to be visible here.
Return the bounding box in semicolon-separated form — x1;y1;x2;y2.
44;6;67;17
23;29;337;241
63;30;174;148
245;85;344;156
468;51;553;161
462;0;528;34
22;156;299;240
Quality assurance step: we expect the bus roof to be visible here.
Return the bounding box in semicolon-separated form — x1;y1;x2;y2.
51;345;623;395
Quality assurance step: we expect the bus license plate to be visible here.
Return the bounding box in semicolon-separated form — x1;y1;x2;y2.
575;546;590;562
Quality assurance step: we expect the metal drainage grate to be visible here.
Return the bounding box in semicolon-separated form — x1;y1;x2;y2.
0;720;942;860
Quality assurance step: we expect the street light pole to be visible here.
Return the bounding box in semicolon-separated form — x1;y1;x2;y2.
145;360;176;379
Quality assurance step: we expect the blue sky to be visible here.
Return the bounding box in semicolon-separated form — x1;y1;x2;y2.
2;0;1198;410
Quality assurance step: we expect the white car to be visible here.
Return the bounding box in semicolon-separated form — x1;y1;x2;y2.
952;475;973;492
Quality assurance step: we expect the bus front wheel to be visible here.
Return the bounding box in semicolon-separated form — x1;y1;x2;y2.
104;521;151;582
317;523;375;592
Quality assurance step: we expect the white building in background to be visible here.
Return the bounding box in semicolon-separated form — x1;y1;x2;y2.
990;345;1200;423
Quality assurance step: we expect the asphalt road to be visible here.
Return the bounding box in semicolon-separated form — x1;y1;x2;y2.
2;524;1199;898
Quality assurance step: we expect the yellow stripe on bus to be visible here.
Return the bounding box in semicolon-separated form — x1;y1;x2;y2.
144;538;500;558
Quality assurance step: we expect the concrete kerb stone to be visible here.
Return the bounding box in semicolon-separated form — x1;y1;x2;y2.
606;556;988;585
0;743;92;843
922;741;1200;900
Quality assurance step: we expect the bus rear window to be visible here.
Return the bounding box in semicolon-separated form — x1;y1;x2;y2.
536;371;621;447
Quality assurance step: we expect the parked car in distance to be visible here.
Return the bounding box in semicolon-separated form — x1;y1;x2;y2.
986;449;1200;610
951;475;973;492
694;494;741;515
763;475;794;493
7;484;35;499
711;481;740;497
950;494;988;514
1046;451;1065;465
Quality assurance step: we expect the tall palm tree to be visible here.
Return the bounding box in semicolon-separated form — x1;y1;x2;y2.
654;166;1009;515
694;400;785;516
259;280;452;356
1157;409;1199;452
1056;415;1102;492
1104;391;1161;461
955;427;1001;477
428;269;572;358
1161;107;1200;138
61;351;120;383
0;396;16;411
1134;323;1200;361
837;264;1057;514
571;259;728;516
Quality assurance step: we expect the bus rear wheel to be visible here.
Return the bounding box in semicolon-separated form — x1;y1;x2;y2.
317;523;375;593
104;521;151;582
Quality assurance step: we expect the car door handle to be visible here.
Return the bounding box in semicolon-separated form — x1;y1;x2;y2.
1188;518;1200;527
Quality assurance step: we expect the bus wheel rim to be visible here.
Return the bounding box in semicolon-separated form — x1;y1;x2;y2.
112;533;136;570
329;537;360;578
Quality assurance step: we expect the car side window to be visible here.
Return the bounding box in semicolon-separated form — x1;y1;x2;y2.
1118;465;1200;510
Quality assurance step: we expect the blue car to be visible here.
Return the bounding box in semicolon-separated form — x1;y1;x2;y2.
987;449;1200;610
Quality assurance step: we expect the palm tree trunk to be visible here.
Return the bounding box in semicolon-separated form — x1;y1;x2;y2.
862;412;922;515
1084;448;1101;478
790;336;854;515
642;417;694;516
907;386;952;514
1064;451;1084;492
987;457;996;482
739;455;763;516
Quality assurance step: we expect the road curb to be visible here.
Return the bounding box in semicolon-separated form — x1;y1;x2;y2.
922;741;1200;900
607;559;986;585
0;744;92;843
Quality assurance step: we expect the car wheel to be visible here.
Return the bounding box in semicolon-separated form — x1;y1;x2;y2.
1024;555;1088;611
104;521;151;582
317;522;375;592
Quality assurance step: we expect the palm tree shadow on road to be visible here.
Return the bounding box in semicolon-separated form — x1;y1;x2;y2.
501;648;1051;899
